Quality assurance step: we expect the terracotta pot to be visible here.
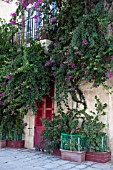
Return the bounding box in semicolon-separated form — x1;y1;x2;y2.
60;149;86;162
7;140;25;148
85;151;111;163
0;140;6;148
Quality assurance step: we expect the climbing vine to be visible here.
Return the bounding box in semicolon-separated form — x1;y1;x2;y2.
0;0;113;114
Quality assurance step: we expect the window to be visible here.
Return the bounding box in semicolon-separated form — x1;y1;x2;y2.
24;0;57;41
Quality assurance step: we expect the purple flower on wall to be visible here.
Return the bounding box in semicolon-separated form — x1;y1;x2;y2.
51;67;56;70
54;42;57;46
0;92;4;97
38;0;42;3
11;20;16;25
69;88;75;91
33;15;38;20
11;59;14;62
86;78;89;82
10;12;16;17
82;40;88;45
0;100;4;105
23;2;29;7
71;64;76;68
110;56;113;60
84;71;87;74
68;76;73;80
21;19;25;26
7;75;11;80
110;28;113;33
51;74;56;77
108;73;113;79
45;61;51;66
50;17;56;23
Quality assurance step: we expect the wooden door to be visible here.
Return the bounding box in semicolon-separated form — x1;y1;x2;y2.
34;87;54;147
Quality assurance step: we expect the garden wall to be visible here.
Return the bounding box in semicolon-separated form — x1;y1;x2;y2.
55;78;113;160
80;78;113;160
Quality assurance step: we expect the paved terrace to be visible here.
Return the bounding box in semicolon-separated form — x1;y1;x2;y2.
0;148;113;170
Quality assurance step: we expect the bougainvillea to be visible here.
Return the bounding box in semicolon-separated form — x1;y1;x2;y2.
1;0;113;115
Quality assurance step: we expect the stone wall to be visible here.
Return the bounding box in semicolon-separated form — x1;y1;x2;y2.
24;110;35;149
54;78;113;159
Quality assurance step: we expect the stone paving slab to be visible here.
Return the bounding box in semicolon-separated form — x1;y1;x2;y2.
0;148;113;170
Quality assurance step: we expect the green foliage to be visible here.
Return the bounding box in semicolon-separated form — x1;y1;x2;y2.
81;96;109;152
40;106;86;152
0;0;113;147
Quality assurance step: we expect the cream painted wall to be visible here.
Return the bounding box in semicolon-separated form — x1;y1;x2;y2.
0;0;16;22
54;78;113;160
24;110;35;149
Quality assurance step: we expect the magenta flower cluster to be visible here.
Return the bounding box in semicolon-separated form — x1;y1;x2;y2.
82;40;88;45
10;0;43;25
45;61;51;66
50;17;56;23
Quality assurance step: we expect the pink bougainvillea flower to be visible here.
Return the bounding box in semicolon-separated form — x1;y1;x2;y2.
110;28;113;33
71;63;76;68
54;42;57;46
110;56;113;60
108;73;113;79
21;19;25;26
38;0;42;3
51;67;56;70
51;74;56;77
0;100;4;105
68;76;73;80
23;2;29;7
33;15;38;20
11;20;16;25
33;2;39;7
29;0;33;4
7;75;11;80
45;61;51;66
10;12;16;17
50;17;56;23
86;78;89;82
82;40;88;45
69;88;75;91
84;71;87;74
0;92;4;97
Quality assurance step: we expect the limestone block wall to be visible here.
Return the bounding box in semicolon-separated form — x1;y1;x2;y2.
24;110;35;149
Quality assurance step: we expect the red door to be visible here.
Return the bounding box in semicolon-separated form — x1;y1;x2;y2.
34;86;54;147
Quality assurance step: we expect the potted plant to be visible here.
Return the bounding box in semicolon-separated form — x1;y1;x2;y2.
6;115;25;148
81;96;111;163
0;125;7;148
0;108;7;148
60;133;86;162
7;130;25;148
40;105;86;157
